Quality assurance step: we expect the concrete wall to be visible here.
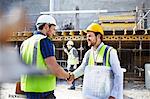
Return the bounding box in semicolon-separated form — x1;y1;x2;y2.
52;0;149;29
1;0;150;30
54;0;145;29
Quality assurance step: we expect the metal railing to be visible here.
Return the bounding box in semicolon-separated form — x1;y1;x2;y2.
133;10;150;30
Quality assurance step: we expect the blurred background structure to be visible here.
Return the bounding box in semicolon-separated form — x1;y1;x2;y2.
1;0;150;30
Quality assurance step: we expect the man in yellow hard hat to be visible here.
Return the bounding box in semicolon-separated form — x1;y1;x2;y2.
68;23;123;99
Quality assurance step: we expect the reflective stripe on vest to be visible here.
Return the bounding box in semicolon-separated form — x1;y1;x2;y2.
88;45;112;67
20;34;56;92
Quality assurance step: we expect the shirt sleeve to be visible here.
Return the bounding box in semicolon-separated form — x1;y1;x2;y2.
40;38;55;59
73;50;90;78
109;49;123;99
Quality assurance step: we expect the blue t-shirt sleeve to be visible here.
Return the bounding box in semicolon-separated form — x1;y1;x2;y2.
40;38;55;59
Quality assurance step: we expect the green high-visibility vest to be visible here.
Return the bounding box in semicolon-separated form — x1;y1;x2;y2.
20;34;56;92
88;45;112;67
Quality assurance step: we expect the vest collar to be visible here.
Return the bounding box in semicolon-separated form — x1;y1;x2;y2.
91;42;104;53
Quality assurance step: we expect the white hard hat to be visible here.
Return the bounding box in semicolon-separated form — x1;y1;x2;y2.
66;40;74;46
36;15;57;27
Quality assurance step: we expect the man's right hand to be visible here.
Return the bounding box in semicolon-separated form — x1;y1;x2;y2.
63;48;68;53
67;72;75;84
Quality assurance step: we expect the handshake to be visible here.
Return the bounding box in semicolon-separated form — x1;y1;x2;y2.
66;72;75;84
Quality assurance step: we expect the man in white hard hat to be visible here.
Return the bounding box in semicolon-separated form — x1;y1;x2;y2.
67;23;123;99
64;40;79;90
20;15;71;99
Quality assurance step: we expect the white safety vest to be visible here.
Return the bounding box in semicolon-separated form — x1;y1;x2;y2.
83;45;114;99
67;47;79;65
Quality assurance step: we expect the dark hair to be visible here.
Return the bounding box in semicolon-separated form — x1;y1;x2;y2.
94;32;103;41
38;23;46;30
48;24;55;28
38;23;56;30
94;32;100;36
87;30;101;36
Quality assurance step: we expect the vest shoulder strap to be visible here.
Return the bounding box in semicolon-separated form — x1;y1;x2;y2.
103;45;113;67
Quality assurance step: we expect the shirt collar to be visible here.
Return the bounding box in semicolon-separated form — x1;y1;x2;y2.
36;31;46;36
91;42;104;53
97;42;104;51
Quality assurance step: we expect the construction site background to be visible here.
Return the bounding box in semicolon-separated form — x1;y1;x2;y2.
0;0;150;99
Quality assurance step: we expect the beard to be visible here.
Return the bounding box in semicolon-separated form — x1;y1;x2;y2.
87;40;96;47
47;32;56;39
87;41;92;47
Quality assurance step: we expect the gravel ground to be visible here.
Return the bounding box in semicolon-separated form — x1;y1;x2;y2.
0;80;150;99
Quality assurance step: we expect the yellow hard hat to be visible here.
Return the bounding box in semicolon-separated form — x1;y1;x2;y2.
85;23;104;35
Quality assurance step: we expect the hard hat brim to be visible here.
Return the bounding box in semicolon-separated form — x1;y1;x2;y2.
83;30;96;33
83;30;87;33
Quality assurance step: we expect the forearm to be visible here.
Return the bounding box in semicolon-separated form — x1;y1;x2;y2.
73;50;89;79
45;57;69;79
63;48;69;55
73;63;86;79
53;64;69;79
